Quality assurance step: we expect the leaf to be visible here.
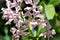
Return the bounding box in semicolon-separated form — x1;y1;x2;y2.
29;23;33;31
5;35;10;40
0;12;3;14
36;25;42;37
49;0;60;6
0;35;4;40
4;27;10;40
44;4;56;20
22;37;29;40
51;36;60;40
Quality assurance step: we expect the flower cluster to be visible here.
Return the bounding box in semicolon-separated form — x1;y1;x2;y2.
1;0;56;40
1;0;28;40
23;0;56;37
1;0;21;26
39;29;56;38
24;0;45;29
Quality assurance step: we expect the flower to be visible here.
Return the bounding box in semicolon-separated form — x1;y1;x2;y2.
1;0;21;26
24;0;32;4
51;29;56;35
24;0;39;5
24;6;43;19
10;27;17;34
1;0;56;39
39;29;56;38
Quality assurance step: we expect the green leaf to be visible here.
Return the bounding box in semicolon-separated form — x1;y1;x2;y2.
0;12;3;14
49;0;60;6
5;35;10;40
36;25;42;37
0;35;4;40
44;4;56;20
29;23;33;31
51;36;60;40
4;27;10;40
4;27;8;34
22;37;29;40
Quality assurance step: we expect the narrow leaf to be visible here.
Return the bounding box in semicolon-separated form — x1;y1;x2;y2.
4;27;10;40
29;23;33;31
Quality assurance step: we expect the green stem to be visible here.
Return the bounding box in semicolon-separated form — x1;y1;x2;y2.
36;38;39;40
4;27;10;40
48;37;50;40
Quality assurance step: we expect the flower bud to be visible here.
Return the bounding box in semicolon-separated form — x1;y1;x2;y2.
51;29;56;35
10;27;17;34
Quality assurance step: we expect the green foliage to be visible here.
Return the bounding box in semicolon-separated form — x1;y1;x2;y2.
29;23;33;31
4;26;10;40
49;0;60;6
22;37;29;40
44;4;56;20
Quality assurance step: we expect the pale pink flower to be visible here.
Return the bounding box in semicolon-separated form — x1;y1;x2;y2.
24;0;32;4
51;29;56;35
24;0;39;5
10;27;17;34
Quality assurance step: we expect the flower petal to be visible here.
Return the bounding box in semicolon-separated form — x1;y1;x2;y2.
33;0;39;5
24;0;32;4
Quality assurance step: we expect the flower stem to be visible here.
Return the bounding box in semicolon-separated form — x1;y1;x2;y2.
36;38;39;40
